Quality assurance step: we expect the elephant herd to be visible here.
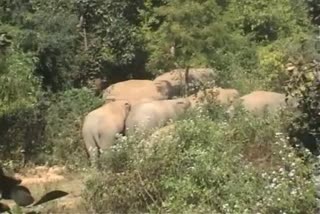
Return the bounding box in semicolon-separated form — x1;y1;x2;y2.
82;68;295;164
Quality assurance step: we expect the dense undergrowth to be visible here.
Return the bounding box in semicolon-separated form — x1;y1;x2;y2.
1;0;320;213
83;105;316;213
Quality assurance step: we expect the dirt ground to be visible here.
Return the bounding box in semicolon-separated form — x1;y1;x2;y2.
2;165;89;214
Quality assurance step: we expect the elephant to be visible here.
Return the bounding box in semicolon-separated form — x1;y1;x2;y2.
82;100;131;165
125;98;191;136
227;91;292;116
102;79;173;106
153;68;217;97
187;87;240;108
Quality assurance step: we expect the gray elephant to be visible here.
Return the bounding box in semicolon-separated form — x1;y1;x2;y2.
125;98;191;136
187;87;240;108
102;79;173;106
82;100;131;165
227;90;295;116
153;68;216;97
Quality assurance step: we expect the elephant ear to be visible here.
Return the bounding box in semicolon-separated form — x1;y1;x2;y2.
32;190;68;207
10;185;34;207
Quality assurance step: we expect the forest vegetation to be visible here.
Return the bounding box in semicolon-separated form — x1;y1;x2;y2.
1;0;320;213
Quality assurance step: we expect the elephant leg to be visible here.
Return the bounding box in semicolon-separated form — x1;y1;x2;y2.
84;132;101;169
97;132;114;152
88;146;100;169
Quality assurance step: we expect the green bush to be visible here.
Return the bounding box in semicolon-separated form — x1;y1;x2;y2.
83;106;316;213
0;49;42;116
44;88;103;168
285;59;320;155
0;101;47;168
0;87;102;169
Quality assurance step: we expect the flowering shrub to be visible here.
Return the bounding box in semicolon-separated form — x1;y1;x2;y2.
84;106;316;213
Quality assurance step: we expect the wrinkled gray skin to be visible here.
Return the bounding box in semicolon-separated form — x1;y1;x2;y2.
227;91;297;116
125;98;191;136
82;100;131;166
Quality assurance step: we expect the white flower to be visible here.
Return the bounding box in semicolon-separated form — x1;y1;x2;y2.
291;189;297;195
262;172;267;178
288;170;295;177
222;203;229;210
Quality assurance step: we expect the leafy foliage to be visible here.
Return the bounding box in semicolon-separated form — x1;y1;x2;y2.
0;102;47;167
75;0;150;83
143;0;314;94
1;0;320;212
0;0;79;91
306;0;320;25
0;49;41;116
84;107;316;213
144;0;255;75
223;0;313;92
44;88;103;168
227;0;310;42
0;0;151;91
285;59;320;154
